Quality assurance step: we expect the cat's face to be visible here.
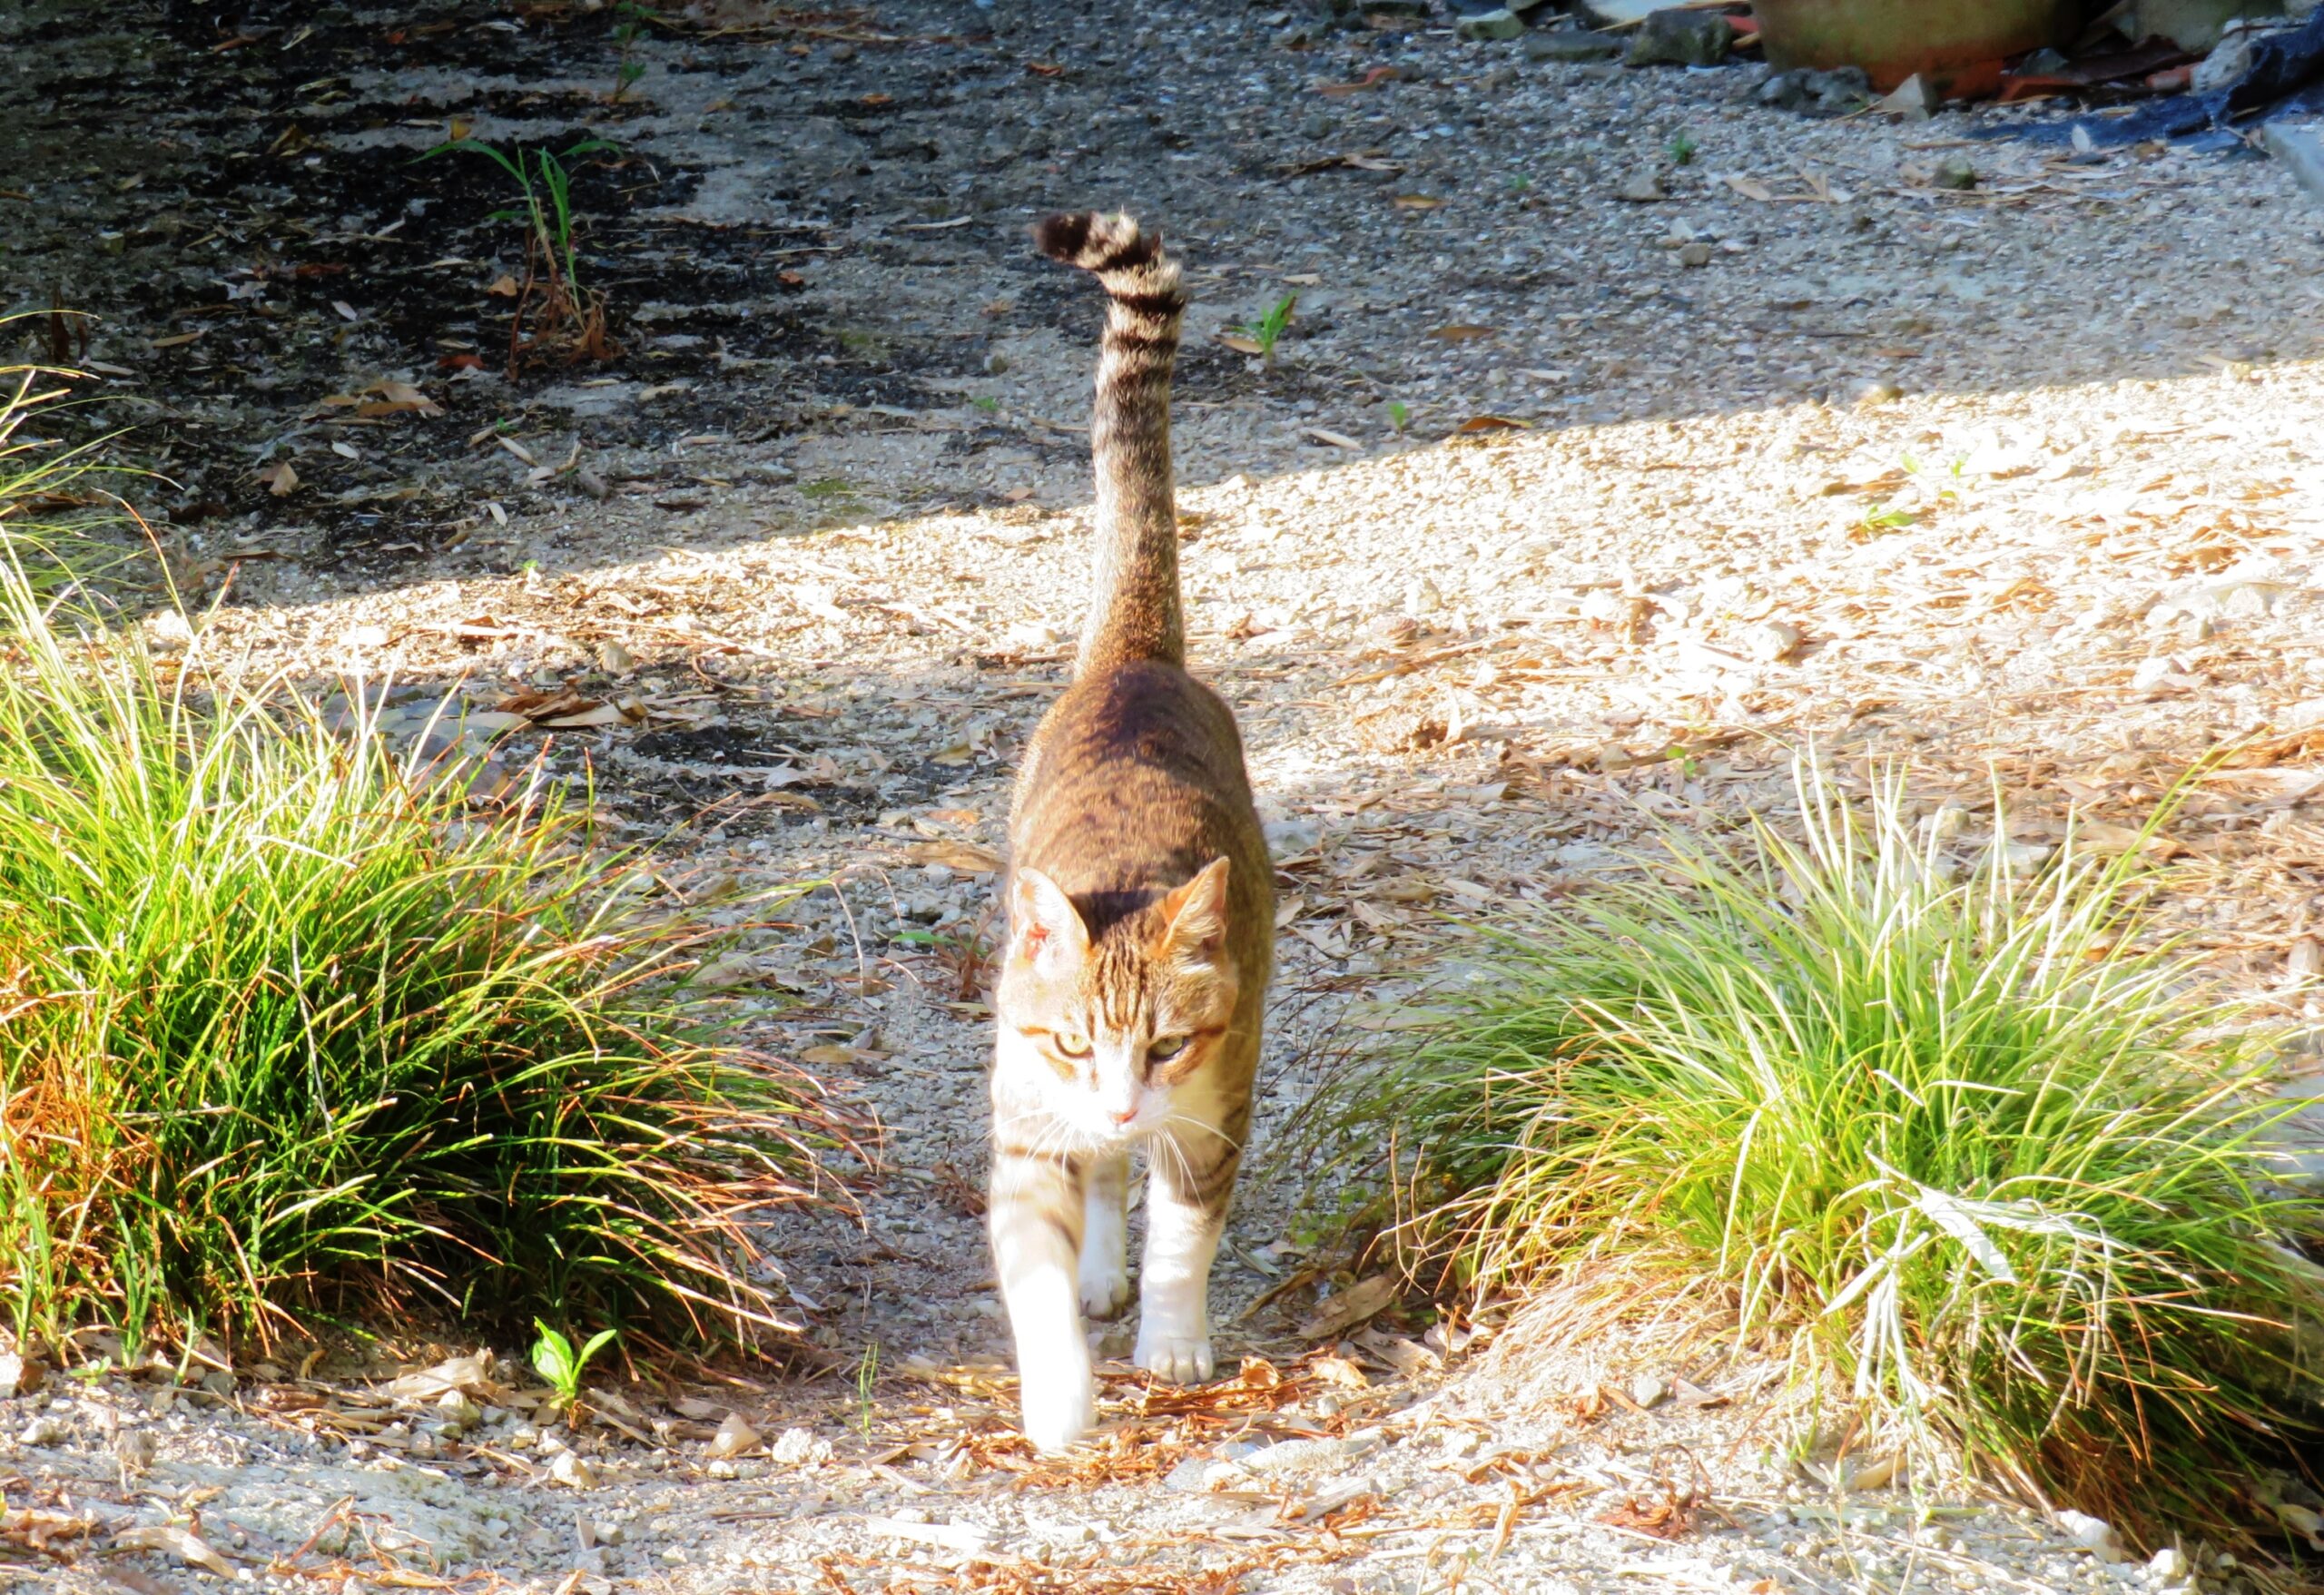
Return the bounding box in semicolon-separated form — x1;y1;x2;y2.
992;860;1239;1148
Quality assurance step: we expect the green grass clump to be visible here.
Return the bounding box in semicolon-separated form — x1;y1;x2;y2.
0;354;137;595
0;379;858;1358
1323;761;2323;1544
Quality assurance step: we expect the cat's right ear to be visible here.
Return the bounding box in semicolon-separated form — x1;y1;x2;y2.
1009;867;1089;969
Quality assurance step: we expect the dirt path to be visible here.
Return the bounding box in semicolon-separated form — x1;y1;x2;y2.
5;1;2324;1590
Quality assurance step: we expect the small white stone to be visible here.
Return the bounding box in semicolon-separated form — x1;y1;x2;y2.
144;610;195;649
547;1451;597;1490
2056;1510;2124;1564
2148;1547;2188;1580
770;1427;832;1467
1740;619;1803;663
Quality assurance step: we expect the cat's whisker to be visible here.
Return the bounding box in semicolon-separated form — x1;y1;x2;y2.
1159;1112;1243;1155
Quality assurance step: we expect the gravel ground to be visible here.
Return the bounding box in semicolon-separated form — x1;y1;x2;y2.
4;0;2324;1590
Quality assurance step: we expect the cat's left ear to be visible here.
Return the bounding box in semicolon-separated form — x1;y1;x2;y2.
1155;857;1231;967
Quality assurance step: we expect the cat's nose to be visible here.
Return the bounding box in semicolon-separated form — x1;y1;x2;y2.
1110;1104;1137;1126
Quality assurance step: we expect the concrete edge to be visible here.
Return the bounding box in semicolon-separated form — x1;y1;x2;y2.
2261;118;2324;205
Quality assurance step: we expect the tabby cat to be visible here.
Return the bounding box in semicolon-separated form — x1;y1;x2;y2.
988;212;1275;1452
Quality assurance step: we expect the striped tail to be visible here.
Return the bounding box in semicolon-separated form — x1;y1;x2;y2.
1033;212;1187;675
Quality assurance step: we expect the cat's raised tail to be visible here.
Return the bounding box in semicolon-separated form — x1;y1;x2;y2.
1032;212;1188;678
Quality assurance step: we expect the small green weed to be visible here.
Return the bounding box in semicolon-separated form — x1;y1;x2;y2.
892;925;994;1000
533;1321;619;1410
800;476;857;502
1226;294;1296;369
423;137;621;375
1667;129;1700;166
856;1341;879;1443
969;396;1000;416
610;3;656;102
1385;400;1411;435
1855;502;1915;538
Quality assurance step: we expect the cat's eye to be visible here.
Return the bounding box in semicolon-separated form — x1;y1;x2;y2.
1051;1032;1093;1059
1148;1035;1189;1062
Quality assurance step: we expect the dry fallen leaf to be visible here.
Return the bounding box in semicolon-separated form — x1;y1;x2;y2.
907;839;1003;875
1299;1274;1398;1340
257;460;299;496
355;379;444;418
539;699;641;729
1303;428;1364;450
1429;324;1497;342
115;1523;233;1577
487;274;521;297
1217;333;1265;355
1456;414;1531;433
1391;193;1444;211
704;1411;763;1460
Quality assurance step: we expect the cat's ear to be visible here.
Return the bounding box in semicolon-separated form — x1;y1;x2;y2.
1155;857;1231;967
1009;867;1089;968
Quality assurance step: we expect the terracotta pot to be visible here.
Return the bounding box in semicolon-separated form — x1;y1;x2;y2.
1752;0;2082;92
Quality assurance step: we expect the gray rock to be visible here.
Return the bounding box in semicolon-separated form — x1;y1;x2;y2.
1935;153;1979;190
1618;169;1668;202
1876;73;1938;119
1625;8;1732;66
1163;1455;1213;1492
1677;241;1713;267
1455;8;1526;41
1523;28;1622;62
1757;65;1872;115
17;1415;68;1447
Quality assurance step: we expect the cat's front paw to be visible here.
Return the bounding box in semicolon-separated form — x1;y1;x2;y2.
1018;1366;1097;1452
1078;1262;1132;1320
1134;1325;1215;1384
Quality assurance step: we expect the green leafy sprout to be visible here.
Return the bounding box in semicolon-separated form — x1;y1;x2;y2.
1228;294;1297;369
533;1321;619;1410
612;3;658;102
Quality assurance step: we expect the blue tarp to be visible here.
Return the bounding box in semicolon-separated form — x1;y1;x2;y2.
1979;8;2324;150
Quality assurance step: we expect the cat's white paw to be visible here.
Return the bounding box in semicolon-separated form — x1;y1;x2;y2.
1135;1326;1215;1384
1018;1365;1097;1453
1078;1263;1132;1320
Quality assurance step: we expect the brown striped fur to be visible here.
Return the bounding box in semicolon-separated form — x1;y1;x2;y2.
988;213;1275;1452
